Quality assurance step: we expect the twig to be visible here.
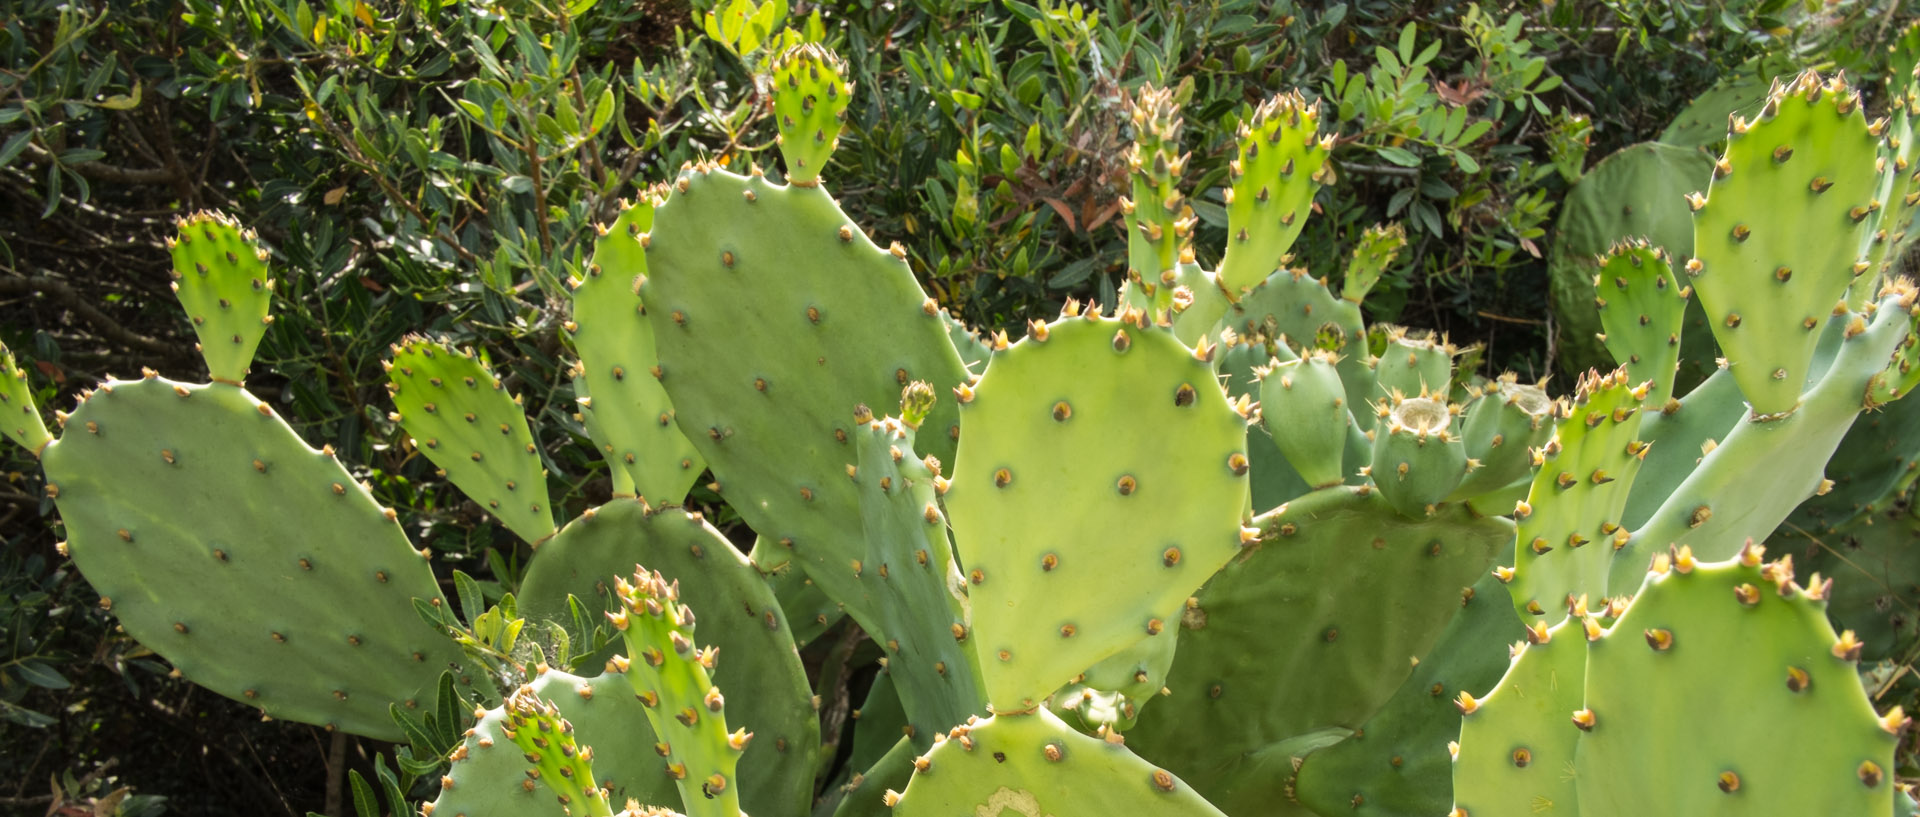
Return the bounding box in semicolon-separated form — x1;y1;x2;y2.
0;274;178;357
324;731;348;817
19;141;179;185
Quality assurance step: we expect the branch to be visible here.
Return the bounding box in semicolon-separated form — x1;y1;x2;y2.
21;141;180;186
0;275;177;357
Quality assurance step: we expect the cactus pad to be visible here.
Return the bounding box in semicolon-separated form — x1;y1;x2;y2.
387;338;554;544
768;44;852;186
888;708;1228;817
944;314;1250;712
1449;615;1588;817
1257;351;1354;490
1121;84;1192;313
640;163;967;634
1509;368;1648;620
1686;70;1879;418
849;409;987;742
1450;374;1552;501
167;211;274;383
1594;240;1690;403
1219;92;1331;296
611;567;749;817
41;376;468;740
1576;547;1900;815
571;194;705;504
517;500;818;817
0;341;50;455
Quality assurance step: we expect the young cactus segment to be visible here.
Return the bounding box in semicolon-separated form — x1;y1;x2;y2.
387;338;555;544
167;211;273;383
1368;394;1470;518
1257;351;1354;490
767;43;851;186
1594;240;1690;402
1448;375;1553;501
1372;329;1457;400
1686;70;1880;418
1120;85;1192;315
1509;369;1649;621
0;342;51;455
640;164;968;634
1339;222;1407;304
1575;550;1899;815
943;315;1250;713
1050;623;1179;734
433;668;682;817
518;501;818;817
1218;92;1332;297
1127;487;1513;814
1293;569;1524;817
611;568;746;817
849;402;989;745
1860;64;1919;286
500;685;619;817
888;707;1228;817
1448;615;1588;817
40;377;469;740
571;194;705;504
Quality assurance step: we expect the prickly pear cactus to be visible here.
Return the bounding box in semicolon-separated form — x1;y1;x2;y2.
943;309;1252;713
387;338;555;544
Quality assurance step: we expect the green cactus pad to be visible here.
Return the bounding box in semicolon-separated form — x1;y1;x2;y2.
760;557;843;647
431;668;679;816
1121;84;1192;314
888;708;1228;817
1686;70;1879;418
1339;222;1406;305
1293;569;1523;817
849;670;912;774
167;211;274;383
850;411;988;743
1614;294;1916;593
571;194;705;505
640;163;968;638
1510;368;1648;621
1576;549;1900;815
1258;351;1355;490
944;314;1250;712
1219;337;1316;512
1219;92;1331;296
1449;615;1588;817
1620;367;1743;529
500;684;620;817
831;735;916;817
611;567;749;817
0;342;50;455
387;338;554;544
1449;374;1553;501
768;43;852;186
1368;395;1470;517
1372;328;1457;401
1863;65;1918;283
516;500;818;817
1127;486;1511;815
1546;141;1718;380
41;377;468;740
1594;240;1690;403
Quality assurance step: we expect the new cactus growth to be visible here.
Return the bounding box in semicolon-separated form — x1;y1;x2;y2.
769;44;851;186
610;567;748;817
1219;92;1332;296
1594;240;1690;402
1121;85;1193;315
1257;351;1354;489
387;338;556;544
1449;375;1552;501
166;211;274;383
0;342;50;454
1368;393;1471;517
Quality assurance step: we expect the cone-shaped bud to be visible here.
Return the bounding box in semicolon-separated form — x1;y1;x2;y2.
767;44;852;186
1257;350;1353;489
899;380;938;430
1340;222;1407;304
